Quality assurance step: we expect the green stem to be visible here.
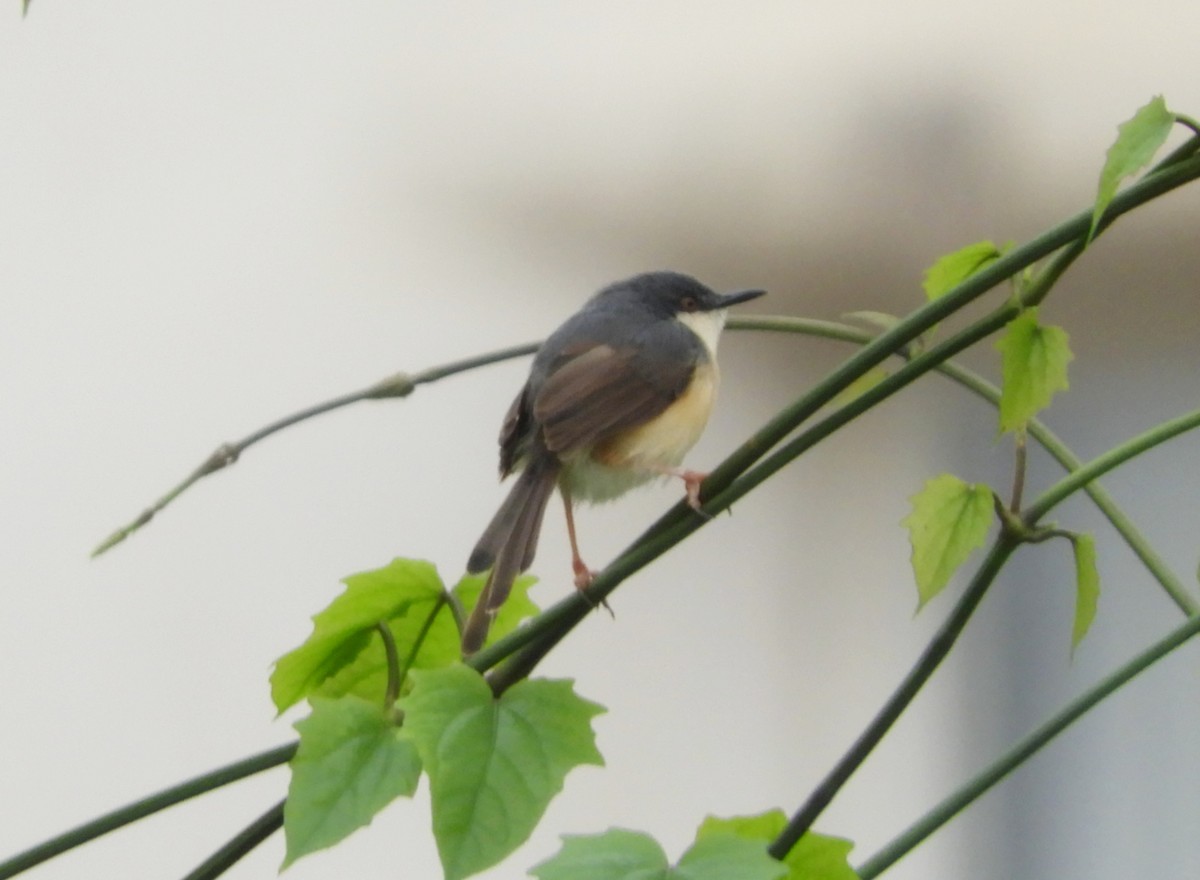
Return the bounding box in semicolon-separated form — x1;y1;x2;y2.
397;592;448;684
1024;407;1200;523
855;610;1200;879
767;538;1019;860
1152;132;1200;169
180;799;285;880
1175;115;1200;138
376;621;401;709
1009;431;1027;512
0;743;296;879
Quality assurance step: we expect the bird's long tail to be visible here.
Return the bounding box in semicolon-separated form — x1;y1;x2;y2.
461;456;559;654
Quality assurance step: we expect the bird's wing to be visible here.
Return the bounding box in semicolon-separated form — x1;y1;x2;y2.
532;342;695;456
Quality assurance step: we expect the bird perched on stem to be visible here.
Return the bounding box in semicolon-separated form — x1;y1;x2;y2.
461;271;764;653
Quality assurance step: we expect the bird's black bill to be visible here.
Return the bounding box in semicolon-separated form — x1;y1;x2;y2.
718;288;766;307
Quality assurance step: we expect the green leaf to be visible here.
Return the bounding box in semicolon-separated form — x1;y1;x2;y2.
282;696;422;868
922;241;1002;301
674;836;789;880
1070;533;1100;653
270;558;446;714
697;811;857;880
696;811;789;842
532;830;788;880
994;308;1073;434
312;572;539;705
1091;95;1176;239
775;835;858;880
903;474;994;608
400;666;605;880
531;829;670;880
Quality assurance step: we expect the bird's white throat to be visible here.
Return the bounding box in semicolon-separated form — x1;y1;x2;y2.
676;308;727;357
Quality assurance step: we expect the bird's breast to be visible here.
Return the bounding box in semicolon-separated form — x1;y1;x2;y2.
561;361;719;503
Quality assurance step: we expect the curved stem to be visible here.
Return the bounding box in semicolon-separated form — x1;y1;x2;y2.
1009;431;1028;512
397;592;448;684
767;538;1019;860
376;622;401;709
180;799;285;880
1174;115;1200;138
1152;132;1200;169
0;743;296;879
855;610;1200;878
1024;407;1200;523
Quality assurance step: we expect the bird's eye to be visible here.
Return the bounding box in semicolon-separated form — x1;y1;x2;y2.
680;296;699;312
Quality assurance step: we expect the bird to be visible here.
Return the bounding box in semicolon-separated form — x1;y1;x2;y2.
461;271;765;653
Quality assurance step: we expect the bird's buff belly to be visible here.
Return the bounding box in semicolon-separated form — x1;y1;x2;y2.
560;362;718;503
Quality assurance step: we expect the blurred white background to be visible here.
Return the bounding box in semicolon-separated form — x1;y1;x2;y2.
2;3;1198;879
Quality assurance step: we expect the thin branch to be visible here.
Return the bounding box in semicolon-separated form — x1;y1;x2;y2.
1010;430;1028;512
1024;407;1200;524
376;622;401;709
91;343;539;557
0;743;296;879
767;538;1020;860
397;592;449;685
855;609;1200;879
180;799;285;880
1174;114;1200;139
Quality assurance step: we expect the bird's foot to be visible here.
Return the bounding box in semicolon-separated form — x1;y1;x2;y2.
679;469;713;519
572;559;614;617
572;558;597;590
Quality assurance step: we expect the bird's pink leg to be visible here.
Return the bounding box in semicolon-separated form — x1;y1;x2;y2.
561;488;596;590
561;488;613;616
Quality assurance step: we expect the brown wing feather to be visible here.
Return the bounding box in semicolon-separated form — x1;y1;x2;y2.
533;344;694;455
497;385;530;478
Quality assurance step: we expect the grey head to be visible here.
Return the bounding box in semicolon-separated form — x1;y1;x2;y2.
586;271;765;321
